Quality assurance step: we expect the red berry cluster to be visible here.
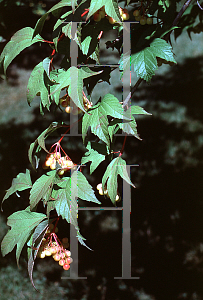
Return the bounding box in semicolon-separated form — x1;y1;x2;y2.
37;225;73;271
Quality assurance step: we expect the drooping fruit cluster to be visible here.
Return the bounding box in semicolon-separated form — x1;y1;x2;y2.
37;228;73;271
133;9;153;25
59;93;93;115
96;183;121;202
43;151;75;174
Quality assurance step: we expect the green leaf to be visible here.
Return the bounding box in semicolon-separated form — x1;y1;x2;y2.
2;169;32;205
81;36;92;55
87;0;121;23
62;20;73;39
30;170;57;210
27;62;53;109
52;171;100;246
33;0;72;38
50;66;101;111
118;118;141;140
100;94;131;120
81;142;106;174
71;171;101;204
1;207;47;266
102;157;135;204
82;104;110;147
0;27;44;73
43;57;51;79
130;105;152;115
121;38;176;82
82;94;130;146
52;180;78;229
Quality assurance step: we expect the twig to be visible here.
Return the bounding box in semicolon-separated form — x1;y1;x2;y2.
123;77;143;108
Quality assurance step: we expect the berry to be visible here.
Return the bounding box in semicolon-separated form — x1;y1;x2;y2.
59;259;65;266
50;246;57;255
99;188;104;195
60;252;66;259
64;160;74;168
65;250;71;257
53;254;60;261
66;257;72;264
115;195;121;202
140;16;147;25
45;249;52;256
45;159;52;167
65;106;72;114
94;12;101;22
59;96;70;107
108;17;116;25
133;10;140;17
58;169;65;176
62;237;69;244
135;15;141;21
39;251;46;258
147;17;153;25
97;183;102;190
50;162;56;170
122;13;129;21
63;263;70;270
99;10;105;18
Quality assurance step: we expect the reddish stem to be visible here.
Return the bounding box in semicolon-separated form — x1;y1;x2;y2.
119;134;127;156
81;9;89;17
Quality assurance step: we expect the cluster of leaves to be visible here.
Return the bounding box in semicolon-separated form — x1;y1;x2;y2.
0;0;202;288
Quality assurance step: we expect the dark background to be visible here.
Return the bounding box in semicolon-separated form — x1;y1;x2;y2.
0;1;203;299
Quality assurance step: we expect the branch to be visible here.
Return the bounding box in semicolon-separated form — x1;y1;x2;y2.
165;0;194;41
123;77;143;108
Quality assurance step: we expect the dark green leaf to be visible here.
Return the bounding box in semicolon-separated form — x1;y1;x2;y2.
27;62;52;109
30;171;57;210
2;169;32;205
81;142;106;174
0;27;44;73
102;157;135;204
1;207;47;266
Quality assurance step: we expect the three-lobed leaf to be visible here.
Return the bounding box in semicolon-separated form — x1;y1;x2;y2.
81;142;107;174
120;38;177;82
1;207;47;265
2;169;32;206
30;170;57;210
82;94;131;147
102;157;135;204
0;27;44;73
